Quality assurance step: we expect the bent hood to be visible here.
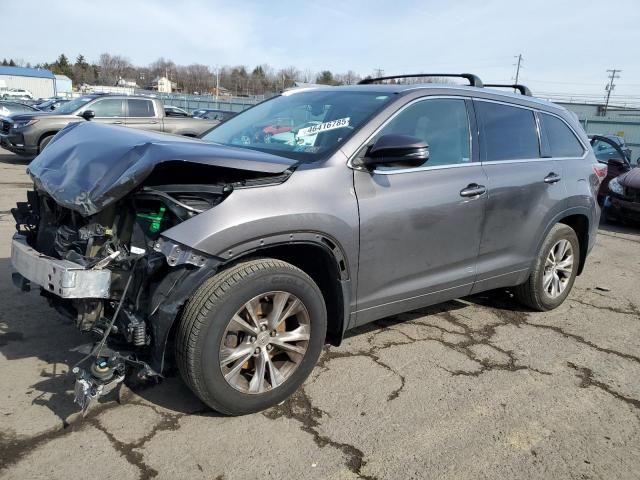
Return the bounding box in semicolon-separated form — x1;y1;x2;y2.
28;122;296;216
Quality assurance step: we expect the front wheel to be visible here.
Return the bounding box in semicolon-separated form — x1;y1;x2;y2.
515;223;580;311
176;258;327;415
38;134;55;153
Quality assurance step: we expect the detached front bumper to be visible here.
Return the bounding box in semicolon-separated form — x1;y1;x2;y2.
11;234;111;298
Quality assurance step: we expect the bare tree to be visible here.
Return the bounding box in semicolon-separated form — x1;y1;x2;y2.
98;53;133;85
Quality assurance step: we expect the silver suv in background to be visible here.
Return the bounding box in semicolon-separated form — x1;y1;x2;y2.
10;74;602;415
0;94;219;157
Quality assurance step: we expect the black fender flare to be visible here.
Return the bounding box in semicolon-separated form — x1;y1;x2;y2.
533;206;593;275
148;232;351;372
215;231;350;281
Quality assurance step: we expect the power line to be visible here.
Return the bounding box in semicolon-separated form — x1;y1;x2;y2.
604;68;621;115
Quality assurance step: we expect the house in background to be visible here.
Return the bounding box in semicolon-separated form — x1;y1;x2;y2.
116;78;139;88
150;76;177;93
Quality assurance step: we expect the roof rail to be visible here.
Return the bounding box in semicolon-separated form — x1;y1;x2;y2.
358;73;483;88
485;84;532;96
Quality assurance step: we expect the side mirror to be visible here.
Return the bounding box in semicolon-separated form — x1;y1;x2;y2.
81;110;95;121
362;134;429;168
49;105;55;111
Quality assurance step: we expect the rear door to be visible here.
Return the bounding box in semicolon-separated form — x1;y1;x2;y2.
125;98;162;131
86;98;126;126
354;97;488;324
472;99;566;292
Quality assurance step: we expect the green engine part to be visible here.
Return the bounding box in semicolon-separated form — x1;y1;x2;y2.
136;206;166;233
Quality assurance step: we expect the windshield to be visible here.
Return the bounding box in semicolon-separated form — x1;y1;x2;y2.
0;102;36;114
201;90;393;161
55;96;95;114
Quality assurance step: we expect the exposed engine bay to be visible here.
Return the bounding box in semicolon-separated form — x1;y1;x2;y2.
10;122;294;411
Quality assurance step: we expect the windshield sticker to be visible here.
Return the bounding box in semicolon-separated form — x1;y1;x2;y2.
297;117;350;137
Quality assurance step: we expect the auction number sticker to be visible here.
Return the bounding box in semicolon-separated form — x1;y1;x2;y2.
298;117;350;137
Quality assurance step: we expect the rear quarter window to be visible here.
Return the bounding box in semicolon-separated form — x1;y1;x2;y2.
128;99;155;117
475;101;540;161
539;112;584;158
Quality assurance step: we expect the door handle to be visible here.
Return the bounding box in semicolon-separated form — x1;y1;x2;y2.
544;172;562;184
112;121;123;125
459;183;487;197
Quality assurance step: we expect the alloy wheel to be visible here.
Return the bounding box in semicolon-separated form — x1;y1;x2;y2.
219;291;310;394
542;239;574;298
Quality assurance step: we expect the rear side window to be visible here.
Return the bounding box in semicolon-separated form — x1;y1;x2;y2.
539;113;584;158
128;99;155;117
476;101;540;161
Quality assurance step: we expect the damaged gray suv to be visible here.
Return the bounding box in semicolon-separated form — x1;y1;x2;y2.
11;74;602;415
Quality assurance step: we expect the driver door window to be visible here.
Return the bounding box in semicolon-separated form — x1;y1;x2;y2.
89;99;125;118
370;98;471;168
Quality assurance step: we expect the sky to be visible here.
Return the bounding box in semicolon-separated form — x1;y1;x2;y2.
3;0;640;103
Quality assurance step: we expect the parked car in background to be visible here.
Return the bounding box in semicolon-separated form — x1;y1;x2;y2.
593;135;640;224
34;98;70;111
163;105;191;117
2;88;34;99
0;94;220;157
0;100;38;117
193;109;238;122
590;135;634;202
10;74;602;415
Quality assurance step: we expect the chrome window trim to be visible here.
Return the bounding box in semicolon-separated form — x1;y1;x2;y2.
373;161;479;175
347;95;474;175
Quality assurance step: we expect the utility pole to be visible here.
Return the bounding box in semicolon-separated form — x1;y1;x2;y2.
514;54;523;84
213;65;220;103
604;69;620;116
373;68;384;79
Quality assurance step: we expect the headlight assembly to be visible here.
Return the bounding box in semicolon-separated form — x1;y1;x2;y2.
608;177;624;195
12;119;38;129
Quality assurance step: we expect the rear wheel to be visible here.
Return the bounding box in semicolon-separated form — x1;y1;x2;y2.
176;258;326;415
515;223;580;311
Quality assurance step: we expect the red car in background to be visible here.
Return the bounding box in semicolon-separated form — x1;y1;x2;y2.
262;117;294;135
590;135;634;203
591;135;640;224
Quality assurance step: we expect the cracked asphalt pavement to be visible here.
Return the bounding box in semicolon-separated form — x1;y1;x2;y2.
1;152;639;479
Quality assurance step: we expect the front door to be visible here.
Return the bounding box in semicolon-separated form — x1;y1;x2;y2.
353;97;487;325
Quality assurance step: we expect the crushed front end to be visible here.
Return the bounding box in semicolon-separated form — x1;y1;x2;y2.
9;122;295;412
11;184;225;411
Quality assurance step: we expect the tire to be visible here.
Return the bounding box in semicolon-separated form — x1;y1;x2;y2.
38;134;54;153
515;223;580;311
176;258;327;415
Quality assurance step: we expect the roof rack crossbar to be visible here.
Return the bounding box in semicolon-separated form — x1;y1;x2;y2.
485;84;532;96
358;73;483;88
